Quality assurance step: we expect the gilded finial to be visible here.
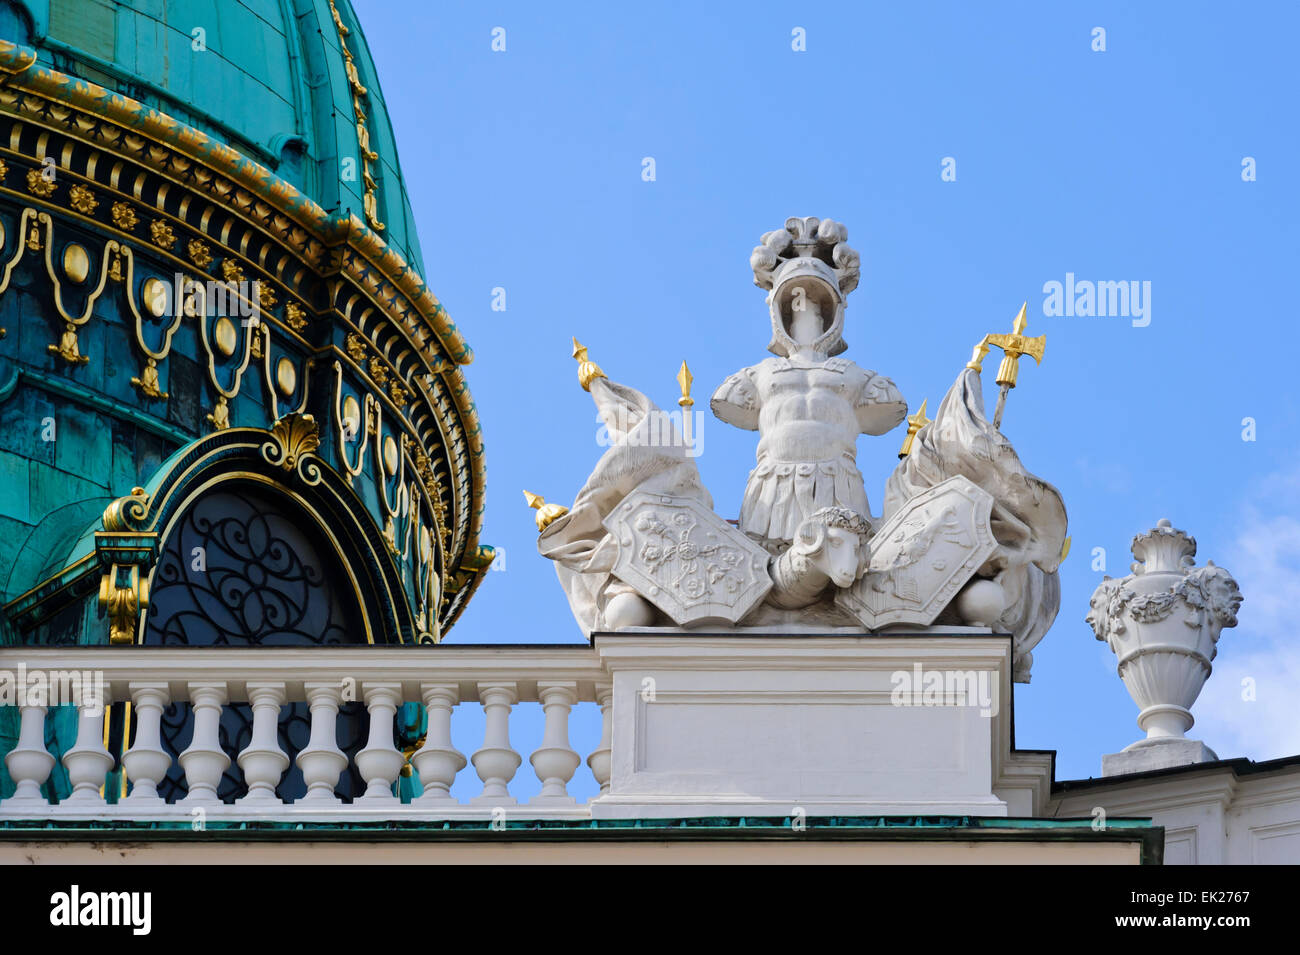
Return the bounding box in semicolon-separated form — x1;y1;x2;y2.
571;337;606;392
524;490;569;533
898;398;931;459
677;361;694;408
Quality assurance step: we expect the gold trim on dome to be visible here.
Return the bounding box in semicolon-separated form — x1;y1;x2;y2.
39;213;114;324
0;49;489;635
334;359;373;481
327;0;385;232
0;53;474;367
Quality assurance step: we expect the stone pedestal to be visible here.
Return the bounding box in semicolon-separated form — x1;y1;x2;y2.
588;632;1015;818
1102;739;1218;777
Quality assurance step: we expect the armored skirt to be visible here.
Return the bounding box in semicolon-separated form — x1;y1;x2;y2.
739;452;871;544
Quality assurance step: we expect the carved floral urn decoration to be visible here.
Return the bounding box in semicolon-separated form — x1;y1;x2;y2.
1088;520;1242;760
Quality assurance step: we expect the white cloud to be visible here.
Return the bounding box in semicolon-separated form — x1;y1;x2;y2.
1194;466;1300;761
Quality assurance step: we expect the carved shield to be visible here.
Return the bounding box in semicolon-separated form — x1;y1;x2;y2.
604;491;773;626
836;475;996;629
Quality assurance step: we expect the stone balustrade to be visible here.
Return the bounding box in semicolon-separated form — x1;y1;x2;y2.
0;645;609;820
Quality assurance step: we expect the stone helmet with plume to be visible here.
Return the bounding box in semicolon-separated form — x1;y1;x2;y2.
750;216;861;358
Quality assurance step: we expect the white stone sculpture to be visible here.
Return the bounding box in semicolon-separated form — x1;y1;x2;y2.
837;475;997;629
536;216;1067;658
1088;519;1242;774
711;217;906;544
885;367;1067;680
537;362;715;635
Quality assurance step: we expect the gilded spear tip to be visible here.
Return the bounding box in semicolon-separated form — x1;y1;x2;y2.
1011;301;1028;335
677;361;694;408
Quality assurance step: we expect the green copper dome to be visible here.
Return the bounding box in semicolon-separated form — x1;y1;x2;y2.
0;0;424;274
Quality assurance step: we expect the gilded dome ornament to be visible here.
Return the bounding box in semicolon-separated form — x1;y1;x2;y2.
47;323;88;365
275;357;297;397
110;201;137;231
142;278;168;318
284;301;308;331
62;243;89;284
206;396;230;431
187;238;213;268
213;317;238;357
68;184;97;216
25;167;55;198
149;219;176;250
130;358;169;400
261;412;322;482
257;281;277;311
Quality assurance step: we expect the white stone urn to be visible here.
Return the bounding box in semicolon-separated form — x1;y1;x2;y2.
1088;520;1242;760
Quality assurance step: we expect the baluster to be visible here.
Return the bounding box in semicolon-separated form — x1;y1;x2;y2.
235;682;288;804
355;683;404;803
179;682;229;805
1;700;55;808
470;682;520;805
122;682;171;805
412;683;465;804
63;685;114;804
530;682;580;805
296;682;347;804
588;683;613;795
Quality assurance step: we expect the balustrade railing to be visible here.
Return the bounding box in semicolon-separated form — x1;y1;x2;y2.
0;646;610;819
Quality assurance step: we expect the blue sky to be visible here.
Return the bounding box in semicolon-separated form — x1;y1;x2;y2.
359;0;1300;790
